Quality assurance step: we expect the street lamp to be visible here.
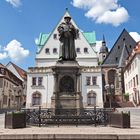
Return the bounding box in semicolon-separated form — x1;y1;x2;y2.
104;84;114;108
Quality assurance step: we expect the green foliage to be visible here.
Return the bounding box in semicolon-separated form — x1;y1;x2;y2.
124;92;129;101
98;61;103;65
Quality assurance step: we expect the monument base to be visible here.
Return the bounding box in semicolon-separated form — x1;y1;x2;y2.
51;60;83;115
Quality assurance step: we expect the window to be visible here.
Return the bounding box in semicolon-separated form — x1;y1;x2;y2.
32;77;37;86
53;34;57;39
0;68;5;75
136;75;139;85
130;45;132;49
76;48;80;53
32;92;41;106
92;76;97;85
118;46;120;49
87;91;96;106
53;48;57;53
38;77;43;86
86;76;91;85
133;77;136;87
3;95;7;105
115;57;118;61
32;77;43;86
84;48;88;53
45;48;49;53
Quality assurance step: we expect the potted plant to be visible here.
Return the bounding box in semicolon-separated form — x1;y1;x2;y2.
109;111;130;128
5;111;26;129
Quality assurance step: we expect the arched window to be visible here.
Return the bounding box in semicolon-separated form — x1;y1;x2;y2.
87;91;96;106
32;92;41;106
108;69;116;85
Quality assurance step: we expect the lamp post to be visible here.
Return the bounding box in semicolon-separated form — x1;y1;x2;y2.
105;84;114;108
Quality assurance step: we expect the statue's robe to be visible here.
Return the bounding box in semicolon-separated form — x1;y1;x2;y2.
58;22;78;60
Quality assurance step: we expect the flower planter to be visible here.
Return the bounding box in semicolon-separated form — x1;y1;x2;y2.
109;111;130;128
5;112;26;129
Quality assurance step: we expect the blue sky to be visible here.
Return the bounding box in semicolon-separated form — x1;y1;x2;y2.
0;0;140;70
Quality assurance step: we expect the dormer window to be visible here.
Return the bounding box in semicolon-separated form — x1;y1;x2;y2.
84;48;88;53
53;48;57;53
45;48;50;53
76;48;80;53
53;34;57;39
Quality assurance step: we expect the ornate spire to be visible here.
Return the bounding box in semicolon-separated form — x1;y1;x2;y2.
102;34;105;43
99;34;108;53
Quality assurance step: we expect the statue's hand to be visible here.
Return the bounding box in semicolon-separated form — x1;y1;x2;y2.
64;31;71;37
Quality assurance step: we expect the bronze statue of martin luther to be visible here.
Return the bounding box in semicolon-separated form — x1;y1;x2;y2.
57;15;79;61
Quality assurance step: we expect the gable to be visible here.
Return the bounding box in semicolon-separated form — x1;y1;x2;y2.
6;62;27;81
102;29;136;67
36;10;97;60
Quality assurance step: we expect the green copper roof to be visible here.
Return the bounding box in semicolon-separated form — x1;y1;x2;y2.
36;33;50;46
36;31;96;52
82;32;96;44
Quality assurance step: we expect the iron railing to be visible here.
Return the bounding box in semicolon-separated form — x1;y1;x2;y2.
22;107;113;127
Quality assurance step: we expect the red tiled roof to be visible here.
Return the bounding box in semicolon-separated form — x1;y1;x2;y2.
8;62;27;80
124;41;140;71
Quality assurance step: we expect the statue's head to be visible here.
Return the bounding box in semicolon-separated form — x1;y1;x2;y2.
64;16;71;23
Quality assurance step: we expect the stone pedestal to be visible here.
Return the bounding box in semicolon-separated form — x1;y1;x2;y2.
51;60;83;115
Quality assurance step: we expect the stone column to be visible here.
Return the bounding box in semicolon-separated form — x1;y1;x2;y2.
51;71;58;110
53;72;58;93
76;73;81;93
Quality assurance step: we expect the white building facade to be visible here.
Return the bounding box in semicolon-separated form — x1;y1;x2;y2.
124;42;140;106
26;11;103;108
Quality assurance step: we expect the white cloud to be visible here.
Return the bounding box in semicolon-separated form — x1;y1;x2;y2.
0;52;8;60
71;0;129;26
5;0;21;8
129;32;140;42
4;40;29;62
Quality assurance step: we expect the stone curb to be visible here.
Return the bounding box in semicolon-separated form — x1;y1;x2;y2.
0;134;140;140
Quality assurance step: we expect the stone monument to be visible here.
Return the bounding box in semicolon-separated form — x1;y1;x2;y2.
51;15;83;115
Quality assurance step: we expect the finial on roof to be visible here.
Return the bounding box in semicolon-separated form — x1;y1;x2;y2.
65;8;68;11
103;34;105;42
